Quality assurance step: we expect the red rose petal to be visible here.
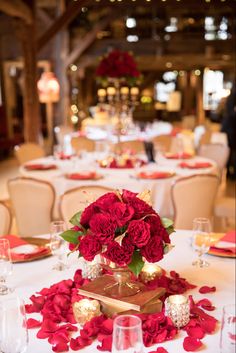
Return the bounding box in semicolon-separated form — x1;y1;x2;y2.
97;334;112;351
149;348;169;353
70;336;92;350
186;326;205;339
183;337;202;351
199;286;216;294
26;318;41;329
196;299;215;311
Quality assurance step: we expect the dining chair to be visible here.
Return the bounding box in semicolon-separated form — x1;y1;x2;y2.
214;196;235;231
171;174;219;229
0;201;12;235
14;143;46;165
59;185;114;227
71;136;95;153
8;177;55;237
113;140;144;154
152;135;172;153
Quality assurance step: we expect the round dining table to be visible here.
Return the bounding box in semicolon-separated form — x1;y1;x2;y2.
6;230;235;353
19;153;219;219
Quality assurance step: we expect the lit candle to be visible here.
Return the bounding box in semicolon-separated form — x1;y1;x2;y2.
72;299;101;325
120;86;129;95
130;87;139;95
165;295;190;328
97;88;106;97
140;263;163;282
107;86;116;95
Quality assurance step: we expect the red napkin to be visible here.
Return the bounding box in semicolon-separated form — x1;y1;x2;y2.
58;152;74;160
24;164;57;171
3;235;50;262
165;152;193;159
178;161;212;169
137;171;174;179
209;230;236;257
65;171;97;180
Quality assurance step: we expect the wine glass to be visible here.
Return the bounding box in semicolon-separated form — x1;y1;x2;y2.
0;296;28;353
192;217;212;268
0;239;13;295
112;315;143;353
220;304;236;353
175;136;184;159
50;221;68;271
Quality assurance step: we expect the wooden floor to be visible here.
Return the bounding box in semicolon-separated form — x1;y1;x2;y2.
0;157;235;233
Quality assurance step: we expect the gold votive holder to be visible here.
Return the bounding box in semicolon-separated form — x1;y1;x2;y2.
165;295;190;328
72;299;101;325
140;264;163;283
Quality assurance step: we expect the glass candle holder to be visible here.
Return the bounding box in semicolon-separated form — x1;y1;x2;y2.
140;264;163;283
72;299;101;325
165;295;190;328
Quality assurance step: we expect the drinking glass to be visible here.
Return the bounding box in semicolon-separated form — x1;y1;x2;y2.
50;221;68;271
0;296;28;353
220;304;236;353
175;136;184;159
0;239;13;295
192;217;212;267
112;315;143;353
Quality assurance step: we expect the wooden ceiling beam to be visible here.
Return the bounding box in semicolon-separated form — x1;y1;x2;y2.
65;10;116;68
0;0;33;24
37;7;53;27
37;0;92;52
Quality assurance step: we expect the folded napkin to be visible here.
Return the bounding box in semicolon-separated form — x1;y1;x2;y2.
165;152;193;159
58;152;74;160
178;161;212;169
24;163;57;171
137;171;174;179
3;235;50;262
209;230;236;257
65;171;98;180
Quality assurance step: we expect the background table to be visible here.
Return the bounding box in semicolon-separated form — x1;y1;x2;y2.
5;230;235;353
20;154;219;218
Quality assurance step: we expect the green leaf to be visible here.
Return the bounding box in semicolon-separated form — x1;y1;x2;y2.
69;211;83;226
128;250;145;277
60;230;83;244
166;225;175;235
161;217;174;229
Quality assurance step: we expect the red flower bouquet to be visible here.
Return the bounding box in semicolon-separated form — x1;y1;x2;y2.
95;50;141;86
61;189;174;276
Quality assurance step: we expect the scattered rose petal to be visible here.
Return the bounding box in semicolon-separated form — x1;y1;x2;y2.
183;337;202;351
149;348;169;353
97;334;112;351
196;299;215;311
199;286;216;294
186;326;205;339
26;318;41;329
70;336;92;350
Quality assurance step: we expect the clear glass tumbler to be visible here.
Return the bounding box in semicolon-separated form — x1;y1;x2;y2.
0;238;13;295
220;304;236;353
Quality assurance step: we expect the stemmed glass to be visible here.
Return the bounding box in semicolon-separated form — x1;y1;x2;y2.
112;315;143;353
0;239;13;295
192;217;212;268
0;296;28;353
50;221;68;271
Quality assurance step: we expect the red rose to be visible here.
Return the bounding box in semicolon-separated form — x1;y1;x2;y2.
80;203;99;228
108;202;134;227
141;236;164;262
122;190;155;219
89;213;116;245
122;236;135;256
145;215;170;244
127;220;151;248
78;235;102;261
103;241;132;266
95;192;120;212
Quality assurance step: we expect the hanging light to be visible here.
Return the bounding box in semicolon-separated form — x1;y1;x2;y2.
37;72;60;103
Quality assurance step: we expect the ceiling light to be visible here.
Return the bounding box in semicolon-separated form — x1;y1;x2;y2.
127;35;139;42
70;65;77;72
194;70;201;76
126;17;136;28
166;62;173;68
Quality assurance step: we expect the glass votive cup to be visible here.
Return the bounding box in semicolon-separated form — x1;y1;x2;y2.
140;263;163;283
72;299;101;325
165;294;190;328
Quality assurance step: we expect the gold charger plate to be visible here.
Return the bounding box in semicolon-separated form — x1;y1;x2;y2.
11;237;51;263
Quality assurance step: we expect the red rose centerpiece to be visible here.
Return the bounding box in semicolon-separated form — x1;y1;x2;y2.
95;50;141;86
61;189;174;297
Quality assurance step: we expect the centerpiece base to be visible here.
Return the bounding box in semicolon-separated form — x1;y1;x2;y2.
78;275;165;316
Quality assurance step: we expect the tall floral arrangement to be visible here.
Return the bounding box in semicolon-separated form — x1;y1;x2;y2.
95;50;141;86
61;190;174;276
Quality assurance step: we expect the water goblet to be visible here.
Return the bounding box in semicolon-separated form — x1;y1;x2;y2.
192;217;212;268
220;304;236;353
50;221;68;271
112;315;143;353
0;239;13;295
0;296;28;353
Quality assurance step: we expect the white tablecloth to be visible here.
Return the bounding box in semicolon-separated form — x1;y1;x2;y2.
20;154;219;218
5;230;235;353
